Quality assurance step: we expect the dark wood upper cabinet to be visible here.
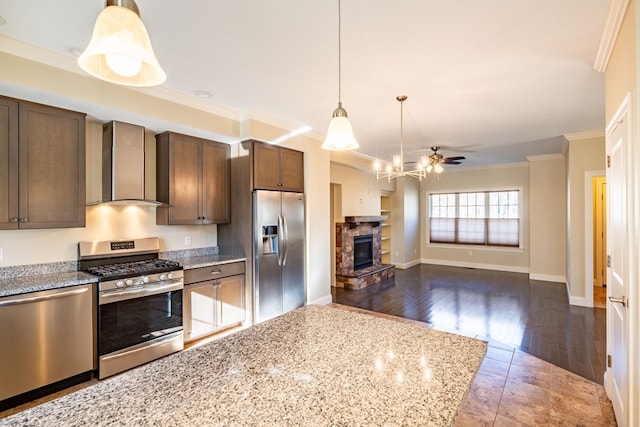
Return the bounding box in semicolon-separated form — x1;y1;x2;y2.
0;96;86;230
0;97;19;230
253;141;303;192
156;131;230;225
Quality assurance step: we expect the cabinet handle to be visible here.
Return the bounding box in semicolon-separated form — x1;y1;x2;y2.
210;269;222;275
9;217;18;223
19;217;28;223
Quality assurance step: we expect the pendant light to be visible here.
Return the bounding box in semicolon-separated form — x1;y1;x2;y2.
78;0;166;87
322;0;359;151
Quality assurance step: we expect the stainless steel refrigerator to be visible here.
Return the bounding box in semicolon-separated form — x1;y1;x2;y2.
253;190;305;323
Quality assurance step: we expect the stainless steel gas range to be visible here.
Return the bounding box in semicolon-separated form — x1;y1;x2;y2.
78;237;184;379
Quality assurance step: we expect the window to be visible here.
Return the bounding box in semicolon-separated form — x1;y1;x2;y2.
429;190;520;247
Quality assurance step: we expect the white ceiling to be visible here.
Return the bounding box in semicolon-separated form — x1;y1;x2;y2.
0;0;610;168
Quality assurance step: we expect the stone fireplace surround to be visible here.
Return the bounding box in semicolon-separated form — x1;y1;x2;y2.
334;216;395;290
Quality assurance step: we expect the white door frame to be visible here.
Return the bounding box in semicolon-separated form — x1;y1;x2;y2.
584;169;606;308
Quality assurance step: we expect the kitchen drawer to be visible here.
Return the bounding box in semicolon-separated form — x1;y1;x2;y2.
184;261;245;284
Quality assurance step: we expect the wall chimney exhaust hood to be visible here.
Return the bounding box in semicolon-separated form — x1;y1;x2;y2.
89;120;166;206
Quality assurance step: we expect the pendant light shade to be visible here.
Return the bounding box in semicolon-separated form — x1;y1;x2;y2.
323;102;359;151
78;0;166;87
322;0;358;151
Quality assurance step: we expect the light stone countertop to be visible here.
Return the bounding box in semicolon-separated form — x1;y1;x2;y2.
0;253;244;298
164;254;246;270
1;304;487;426
0;271;98;298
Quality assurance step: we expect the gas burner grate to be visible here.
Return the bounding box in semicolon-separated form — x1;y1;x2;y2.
87;259;181;278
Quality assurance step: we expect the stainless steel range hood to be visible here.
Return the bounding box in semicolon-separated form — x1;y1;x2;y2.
97;121;165;206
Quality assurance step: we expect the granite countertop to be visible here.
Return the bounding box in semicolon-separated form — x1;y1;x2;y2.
0;252;244;298
165;254;246;270
1;304;487;426
0;271;98;299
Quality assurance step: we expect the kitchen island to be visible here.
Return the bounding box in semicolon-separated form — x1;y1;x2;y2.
1;304;486;426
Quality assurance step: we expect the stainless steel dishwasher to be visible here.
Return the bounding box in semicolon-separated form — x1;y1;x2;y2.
0;283;94;405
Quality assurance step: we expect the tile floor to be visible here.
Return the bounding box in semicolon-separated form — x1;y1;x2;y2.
454;342;617;426
334;304;617;426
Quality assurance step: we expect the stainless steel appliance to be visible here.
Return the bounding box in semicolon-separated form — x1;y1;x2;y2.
253;190;305;323
78;237;183;379
0;284;94;408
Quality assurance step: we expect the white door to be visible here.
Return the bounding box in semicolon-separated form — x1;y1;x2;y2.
606;106;628;426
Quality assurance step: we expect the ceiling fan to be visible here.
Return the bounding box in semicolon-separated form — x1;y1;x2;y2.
427;146;466;166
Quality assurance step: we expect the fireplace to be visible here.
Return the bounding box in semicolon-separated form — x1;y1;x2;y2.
353;235;373;270
335;216;395;290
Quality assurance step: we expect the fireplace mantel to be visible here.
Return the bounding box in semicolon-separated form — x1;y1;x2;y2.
344;215;387;228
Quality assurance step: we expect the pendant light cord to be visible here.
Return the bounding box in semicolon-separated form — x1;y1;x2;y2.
338;0;342;105
400;97;404;173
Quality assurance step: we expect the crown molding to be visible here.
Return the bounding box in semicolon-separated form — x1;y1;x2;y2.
0;35;239;121
593;0;630;72
564;129;606;141
526;153;565;162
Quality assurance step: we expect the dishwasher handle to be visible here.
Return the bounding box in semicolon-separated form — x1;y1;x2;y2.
0;286;89;306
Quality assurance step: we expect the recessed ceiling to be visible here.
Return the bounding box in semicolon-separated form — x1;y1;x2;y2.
0;0;610;167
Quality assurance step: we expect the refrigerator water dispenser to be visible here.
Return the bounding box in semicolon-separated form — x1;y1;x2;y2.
262;225;279;254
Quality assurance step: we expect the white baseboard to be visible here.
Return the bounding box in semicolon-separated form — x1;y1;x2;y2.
529;273;566;283
393;259;421;270
310;294;333;306
421;258;529;274
566;282;589;307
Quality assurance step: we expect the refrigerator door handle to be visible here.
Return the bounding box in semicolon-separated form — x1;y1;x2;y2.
281;212;289;266
277;214;284;266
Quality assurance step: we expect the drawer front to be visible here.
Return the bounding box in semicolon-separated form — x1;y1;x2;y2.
184;261;245;284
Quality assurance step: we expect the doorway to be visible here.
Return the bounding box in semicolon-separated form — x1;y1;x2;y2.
593;176;607;308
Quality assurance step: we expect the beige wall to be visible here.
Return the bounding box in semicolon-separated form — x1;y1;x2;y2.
528;155;567;282
329;163;386;218
0;53;332;305
393;178;421;268
564;136;606;303
420;163;531;272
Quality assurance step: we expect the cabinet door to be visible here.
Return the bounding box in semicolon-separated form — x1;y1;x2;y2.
167;133;202;225
216;275;245;329
279;147;304;192
0;97;19;230
201;140;230;224
184;281;216;343
253;142;280;190
18;101;85;229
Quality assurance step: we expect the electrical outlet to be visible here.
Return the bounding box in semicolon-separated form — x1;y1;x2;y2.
185;236;191;246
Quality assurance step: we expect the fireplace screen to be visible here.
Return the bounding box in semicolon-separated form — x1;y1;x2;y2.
353;235;373;270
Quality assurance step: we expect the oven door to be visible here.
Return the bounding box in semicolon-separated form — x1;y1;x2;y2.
98;278;183;378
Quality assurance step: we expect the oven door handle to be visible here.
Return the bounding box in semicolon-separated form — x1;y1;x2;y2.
99;279;183;305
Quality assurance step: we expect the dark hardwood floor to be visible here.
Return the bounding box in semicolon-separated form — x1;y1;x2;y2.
332;264;607;384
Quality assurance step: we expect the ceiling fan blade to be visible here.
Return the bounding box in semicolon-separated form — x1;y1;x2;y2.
443;160;463;165
444;156;466;161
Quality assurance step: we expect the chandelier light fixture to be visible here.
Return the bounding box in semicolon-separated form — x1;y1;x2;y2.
374;95;437;181
78;0;166;87
321;0;359;151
